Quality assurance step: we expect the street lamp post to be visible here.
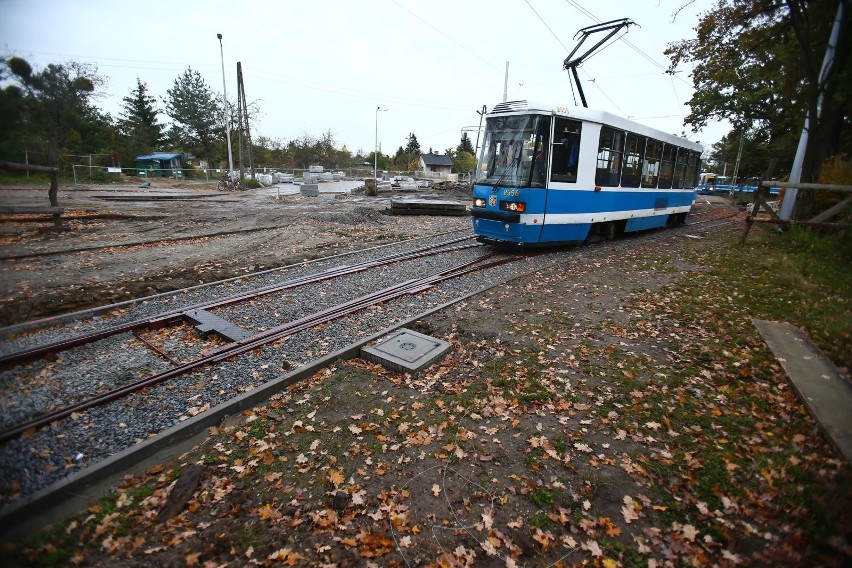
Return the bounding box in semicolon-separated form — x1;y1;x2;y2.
375;106;387;179
217;33;235;177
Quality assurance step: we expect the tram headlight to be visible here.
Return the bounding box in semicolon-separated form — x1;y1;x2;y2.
500;201;526;213
472;198;486;207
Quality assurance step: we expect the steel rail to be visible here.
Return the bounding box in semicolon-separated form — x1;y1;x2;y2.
0;254;516;444
683;211;741;226
0;236;479;368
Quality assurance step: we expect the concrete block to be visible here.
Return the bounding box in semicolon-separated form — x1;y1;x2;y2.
361;328;451;374
300;184;320;197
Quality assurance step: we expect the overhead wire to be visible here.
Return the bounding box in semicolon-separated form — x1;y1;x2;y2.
580;68;626;115
534;0;696;121
8;48;220;71
243;69;471;113
523;0;570;52
388;0;501;73
669;74;687;123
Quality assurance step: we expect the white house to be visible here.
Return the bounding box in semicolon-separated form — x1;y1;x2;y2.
419;153;454;179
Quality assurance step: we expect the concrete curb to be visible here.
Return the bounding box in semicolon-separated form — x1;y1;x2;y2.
753;319;852;462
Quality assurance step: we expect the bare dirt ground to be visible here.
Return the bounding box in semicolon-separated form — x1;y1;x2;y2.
1;184;849;566
0;179;472;327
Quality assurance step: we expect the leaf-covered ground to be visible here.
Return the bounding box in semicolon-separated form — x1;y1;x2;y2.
3;221;851;567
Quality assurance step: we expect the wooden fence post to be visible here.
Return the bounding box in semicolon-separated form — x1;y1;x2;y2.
0;161;63;228
741;159;777;243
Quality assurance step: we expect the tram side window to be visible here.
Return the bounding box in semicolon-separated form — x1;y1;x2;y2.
672;148;689;189
684;152;700;189
658;144;676;189
642;140;663;188
620;133;646;188
595;126;624;187
550;118;582;183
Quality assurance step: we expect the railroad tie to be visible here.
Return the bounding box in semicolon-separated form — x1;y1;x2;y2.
183;309;251;342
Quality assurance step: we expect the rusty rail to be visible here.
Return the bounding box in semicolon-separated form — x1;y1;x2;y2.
0;254;515;443
0;236;479;368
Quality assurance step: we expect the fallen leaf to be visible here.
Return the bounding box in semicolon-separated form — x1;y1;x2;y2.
358;533;394;558
582;539;603;557
268;548;305;565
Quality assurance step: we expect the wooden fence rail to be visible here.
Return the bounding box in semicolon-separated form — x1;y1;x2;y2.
0;161;63;228
742;179;852;242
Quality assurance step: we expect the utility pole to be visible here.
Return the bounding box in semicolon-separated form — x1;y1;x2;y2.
236;64;245;186
503;62;509;102
236;62;255;180
731;132;744;188
779;0;845;220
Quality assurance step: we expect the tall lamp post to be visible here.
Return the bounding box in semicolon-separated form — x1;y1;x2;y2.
375;106;387;179
217;33;235;177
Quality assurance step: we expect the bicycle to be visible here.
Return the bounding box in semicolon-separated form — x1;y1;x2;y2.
217;175;243;191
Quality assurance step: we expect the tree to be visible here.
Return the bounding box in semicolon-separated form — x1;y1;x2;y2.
457;132;475;155
164;68;220;166
367;151;389;171
253;135;288;168
119;78;163;163
290;132;319;168
452;151;477;175
1;57;104;206
405;133;421;155
0;59;29;161
666;0;851;205
705;129;775;182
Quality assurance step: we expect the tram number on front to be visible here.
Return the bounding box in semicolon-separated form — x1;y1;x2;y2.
502;189;519;197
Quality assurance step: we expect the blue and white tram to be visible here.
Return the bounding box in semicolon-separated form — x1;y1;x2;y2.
470;101;703;245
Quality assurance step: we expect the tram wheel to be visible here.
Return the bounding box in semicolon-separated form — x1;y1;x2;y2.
604;222;617;241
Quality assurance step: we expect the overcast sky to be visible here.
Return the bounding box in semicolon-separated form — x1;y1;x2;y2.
1;0;728;158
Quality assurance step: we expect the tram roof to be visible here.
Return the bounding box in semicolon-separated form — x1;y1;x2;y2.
488;100;703;152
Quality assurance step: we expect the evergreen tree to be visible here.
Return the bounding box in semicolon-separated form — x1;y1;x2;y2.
119;78;163;162
457;132;474;155
404;133;421;155
164;68;220;166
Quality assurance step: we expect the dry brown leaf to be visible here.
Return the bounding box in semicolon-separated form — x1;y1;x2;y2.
358;533;394;558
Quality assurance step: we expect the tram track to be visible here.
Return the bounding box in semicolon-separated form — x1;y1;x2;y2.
0;223;297;262
0;199;742;520
0;253;513;444
0;235;480;368
2;231;520;512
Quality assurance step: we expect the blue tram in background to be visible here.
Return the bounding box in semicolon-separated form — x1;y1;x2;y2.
471;101;703;245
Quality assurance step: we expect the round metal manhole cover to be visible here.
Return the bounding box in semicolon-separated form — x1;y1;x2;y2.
399;342;417;350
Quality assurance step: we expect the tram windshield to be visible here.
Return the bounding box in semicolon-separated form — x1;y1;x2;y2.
476;114;550;188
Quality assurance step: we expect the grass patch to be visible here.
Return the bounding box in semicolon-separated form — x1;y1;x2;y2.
529;487;554;508
529;511;553;529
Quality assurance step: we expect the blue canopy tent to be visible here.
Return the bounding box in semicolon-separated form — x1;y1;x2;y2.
134;153;184;178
